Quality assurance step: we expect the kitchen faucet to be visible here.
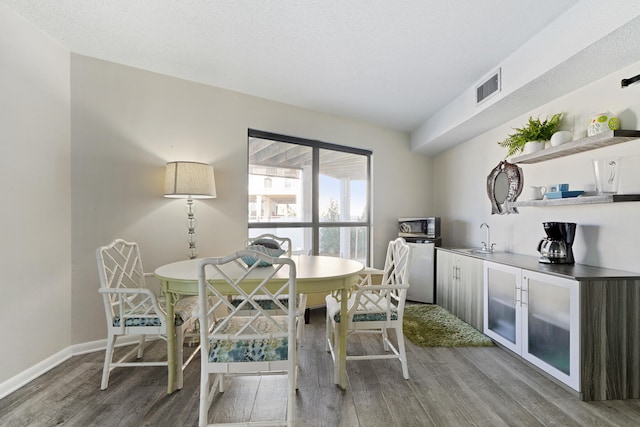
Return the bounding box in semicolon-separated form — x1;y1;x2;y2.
480;223;495;252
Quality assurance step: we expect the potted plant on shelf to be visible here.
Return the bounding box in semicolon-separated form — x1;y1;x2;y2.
498;113;563;157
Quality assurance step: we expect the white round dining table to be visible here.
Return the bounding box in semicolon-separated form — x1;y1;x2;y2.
155;254;364;393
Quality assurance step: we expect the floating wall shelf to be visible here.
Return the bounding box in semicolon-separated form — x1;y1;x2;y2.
509;193;640;208
510;130;640;164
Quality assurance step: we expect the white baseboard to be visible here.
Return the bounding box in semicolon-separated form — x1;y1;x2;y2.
0;336;145;400
0;347;73;400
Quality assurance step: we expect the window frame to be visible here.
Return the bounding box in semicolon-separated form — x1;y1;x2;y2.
248;129;372;265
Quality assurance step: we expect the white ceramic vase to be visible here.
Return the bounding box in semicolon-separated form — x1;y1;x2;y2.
550;130;573;147
523;140;545;154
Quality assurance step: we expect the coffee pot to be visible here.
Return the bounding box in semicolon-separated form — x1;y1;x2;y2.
537;222;576;264
538;238;568;259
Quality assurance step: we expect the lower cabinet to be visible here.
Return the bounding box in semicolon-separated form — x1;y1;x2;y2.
484;261;580;391
436;250;484;330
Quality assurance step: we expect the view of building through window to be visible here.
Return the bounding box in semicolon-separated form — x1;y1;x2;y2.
248;130;371;265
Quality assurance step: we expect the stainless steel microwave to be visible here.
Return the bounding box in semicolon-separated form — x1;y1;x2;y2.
398;217;441;239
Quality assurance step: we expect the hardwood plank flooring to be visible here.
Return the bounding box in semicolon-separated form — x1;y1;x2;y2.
2;308;640;426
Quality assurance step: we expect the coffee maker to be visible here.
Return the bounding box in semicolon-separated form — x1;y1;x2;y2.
537;222;577;264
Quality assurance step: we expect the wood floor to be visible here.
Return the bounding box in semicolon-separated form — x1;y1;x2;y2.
2;307;640;426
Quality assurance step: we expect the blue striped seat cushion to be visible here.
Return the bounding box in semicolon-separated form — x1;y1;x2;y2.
208;316;289;363
112;295;199;327
230;296;290;311
325;295;398;323
241;244;285;267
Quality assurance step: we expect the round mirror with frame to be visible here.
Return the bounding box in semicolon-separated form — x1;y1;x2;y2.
487;161;523;214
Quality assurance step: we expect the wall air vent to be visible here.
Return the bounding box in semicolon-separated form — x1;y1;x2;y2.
476;68;501;105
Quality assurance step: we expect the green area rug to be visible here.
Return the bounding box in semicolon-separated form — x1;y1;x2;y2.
403;304;494;347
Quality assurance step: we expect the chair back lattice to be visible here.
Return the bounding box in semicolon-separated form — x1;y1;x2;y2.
96;239;166;332
351;238;411;318
244;233;293;256
198;250;297;355
381;237;411;286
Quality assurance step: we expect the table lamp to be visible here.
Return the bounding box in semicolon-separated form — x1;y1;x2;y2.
164;161;216;259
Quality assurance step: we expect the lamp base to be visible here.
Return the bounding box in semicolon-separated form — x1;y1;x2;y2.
185;198;198;259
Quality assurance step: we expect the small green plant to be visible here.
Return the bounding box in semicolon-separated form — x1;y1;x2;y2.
498;113;563;157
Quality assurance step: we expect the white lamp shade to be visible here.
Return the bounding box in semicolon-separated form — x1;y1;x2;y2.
164;161;216;199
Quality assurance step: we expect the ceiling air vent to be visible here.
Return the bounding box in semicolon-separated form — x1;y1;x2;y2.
476;68;501;105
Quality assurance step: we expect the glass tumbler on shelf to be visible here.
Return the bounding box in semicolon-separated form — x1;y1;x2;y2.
592;158;621;194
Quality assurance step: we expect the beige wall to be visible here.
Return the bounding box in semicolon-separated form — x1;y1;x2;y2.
14;1;640;393
0;5;71;384
432;60;640;272
1;4;432;389
69;55;432;344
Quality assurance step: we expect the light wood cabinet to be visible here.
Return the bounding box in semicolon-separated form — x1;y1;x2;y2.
436;250;483;330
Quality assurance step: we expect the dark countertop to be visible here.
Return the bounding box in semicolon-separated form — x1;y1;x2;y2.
437;247;640;281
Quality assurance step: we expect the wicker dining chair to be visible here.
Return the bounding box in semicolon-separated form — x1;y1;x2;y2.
325;237;412;379
197;250;300;426
96;238;200;390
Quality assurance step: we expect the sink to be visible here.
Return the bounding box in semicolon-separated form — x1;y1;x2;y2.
457;248;497;255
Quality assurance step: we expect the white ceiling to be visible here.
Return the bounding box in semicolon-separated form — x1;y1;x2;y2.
1;0;579;133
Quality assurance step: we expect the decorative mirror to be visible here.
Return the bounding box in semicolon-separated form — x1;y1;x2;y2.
487;160;523;214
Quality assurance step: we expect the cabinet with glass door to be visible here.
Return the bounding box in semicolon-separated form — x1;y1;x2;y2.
484;262;580;391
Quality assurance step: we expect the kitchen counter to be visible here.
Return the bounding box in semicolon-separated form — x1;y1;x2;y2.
437;247;640;280
438;246;640;401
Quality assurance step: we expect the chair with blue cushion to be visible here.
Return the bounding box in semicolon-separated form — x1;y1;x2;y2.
232;234;308;334
96;238;200;390
325;237;412;379
197;250;299;427
244;234;292;257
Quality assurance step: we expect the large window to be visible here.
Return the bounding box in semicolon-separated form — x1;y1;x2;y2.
248;129;371;265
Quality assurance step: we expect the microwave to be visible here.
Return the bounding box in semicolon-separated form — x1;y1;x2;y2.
398;217;441;239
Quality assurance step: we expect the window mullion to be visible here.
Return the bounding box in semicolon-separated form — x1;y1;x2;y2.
312;145;320;255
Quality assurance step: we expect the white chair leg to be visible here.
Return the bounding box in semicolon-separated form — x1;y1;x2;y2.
297;317;304;342
333;321;340;381
395;325;409;380
218;373;225;393
287;364;296;427
176;324;185;390
382;327;390;351
101;335;117;390
137;335;145;359
325;310;332;352
199;372;209;427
